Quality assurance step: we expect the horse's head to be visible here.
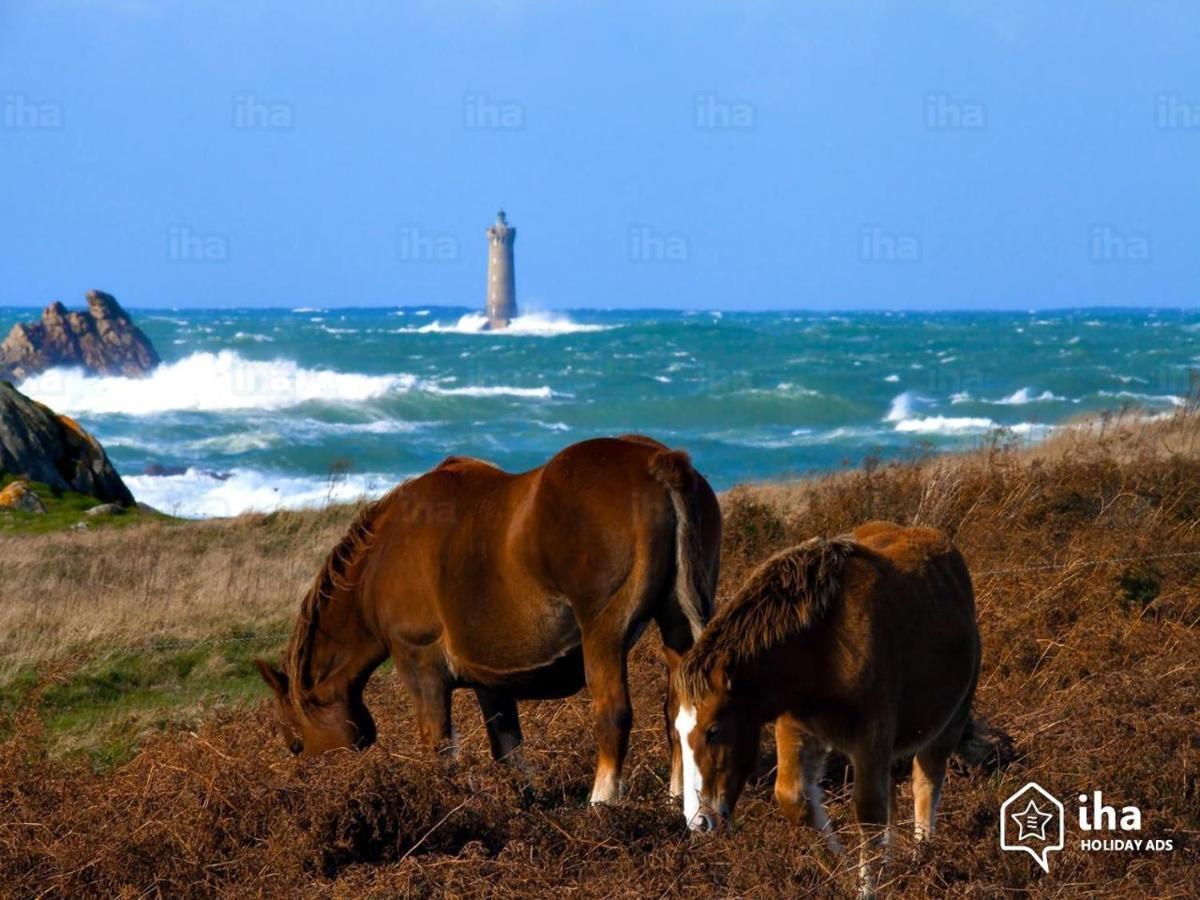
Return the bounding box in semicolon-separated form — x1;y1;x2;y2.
255;659;377;757
674;663;760;832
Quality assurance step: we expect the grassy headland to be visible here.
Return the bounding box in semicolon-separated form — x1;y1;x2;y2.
1;408;1198;896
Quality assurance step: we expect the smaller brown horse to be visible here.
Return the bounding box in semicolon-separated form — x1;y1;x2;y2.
674;521;979;896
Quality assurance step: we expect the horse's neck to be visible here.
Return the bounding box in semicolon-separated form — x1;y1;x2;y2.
302;587;387;698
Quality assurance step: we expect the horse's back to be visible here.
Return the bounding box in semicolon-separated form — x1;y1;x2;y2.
849;520;974;613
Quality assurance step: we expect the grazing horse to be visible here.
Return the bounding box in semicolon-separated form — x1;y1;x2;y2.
256;436;721;804
674;521;979;896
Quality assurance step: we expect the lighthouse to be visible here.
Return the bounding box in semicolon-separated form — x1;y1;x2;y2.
485;210;517;329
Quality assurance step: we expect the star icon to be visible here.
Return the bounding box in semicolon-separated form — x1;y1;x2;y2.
1011;799;1054;842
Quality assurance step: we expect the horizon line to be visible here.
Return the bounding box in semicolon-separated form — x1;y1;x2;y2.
1;302;1198;315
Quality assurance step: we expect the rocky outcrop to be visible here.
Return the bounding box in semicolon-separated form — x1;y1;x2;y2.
0;480;47;514
0;381;134;506
0;290;161;381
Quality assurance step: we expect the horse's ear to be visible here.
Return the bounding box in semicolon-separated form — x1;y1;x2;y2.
255;659;289;696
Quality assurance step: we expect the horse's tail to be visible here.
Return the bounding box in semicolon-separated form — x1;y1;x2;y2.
648;449;717;641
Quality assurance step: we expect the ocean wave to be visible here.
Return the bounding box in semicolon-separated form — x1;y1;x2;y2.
16;351;562;415
1097;390;1183;406
17;351;406;415
396;311;612;336
424;383;560;399
883;391;933;423
294;418;434;436
894;415;999;434
125;467;397;518
994;387;1067;405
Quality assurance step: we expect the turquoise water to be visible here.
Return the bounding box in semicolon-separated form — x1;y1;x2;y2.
4;306;1196;517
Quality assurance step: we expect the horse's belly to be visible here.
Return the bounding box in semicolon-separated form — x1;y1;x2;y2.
492;645;586;699
444;592;583;688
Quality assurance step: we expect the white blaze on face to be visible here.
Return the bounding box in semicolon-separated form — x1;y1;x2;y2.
674;702;706;830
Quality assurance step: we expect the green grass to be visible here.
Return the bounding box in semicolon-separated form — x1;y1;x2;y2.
0;474;172;533
0;627;289;770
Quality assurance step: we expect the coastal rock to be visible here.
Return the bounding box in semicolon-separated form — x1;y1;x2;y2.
0;479;47;514
0;381;135;506
0;290;161;380
84;502;124;517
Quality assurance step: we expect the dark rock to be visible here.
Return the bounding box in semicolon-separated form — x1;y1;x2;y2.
0;290;161;380
0;380;135;506
142;463;188;477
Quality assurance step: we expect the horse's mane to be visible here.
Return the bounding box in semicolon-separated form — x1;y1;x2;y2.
286;486;401;700
677;535;858;703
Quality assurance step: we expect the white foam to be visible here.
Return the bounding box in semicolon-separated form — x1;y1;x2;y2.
1098;390;1183;406
994;387;1066;405
425;383;559;399
18;351;405;415
397;311;612;336
125;467;397;518
894;415;998;434
884;374;900;383
884;391;929;423
17;351;561;415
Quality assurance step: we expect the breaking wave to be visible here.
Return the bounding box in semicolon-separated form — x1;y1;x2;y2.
125;467;397;519
395;311;612;336
16;351;562;415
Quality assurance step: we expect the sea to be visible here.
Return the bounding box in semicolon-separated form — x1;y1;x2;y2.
3;306;1196;518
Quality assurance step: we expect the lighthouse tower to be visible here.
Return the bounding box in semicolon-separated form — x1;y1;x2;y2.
485;210;517;329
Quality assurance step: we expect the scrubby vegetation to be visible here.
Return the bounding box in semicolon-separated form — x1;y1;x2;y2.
1;410;1198;896
0;473;160;534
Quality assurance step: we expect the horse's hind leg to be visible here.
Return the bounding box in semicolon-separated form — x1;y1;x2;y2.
913;694;971;842
474;686;524;765
581;626;633;804
774;716;842;852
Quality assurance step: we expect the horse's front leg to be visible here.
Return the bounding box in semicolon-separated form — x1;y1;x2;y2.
850;742;895;900
395;652;457;760
582;628;632;804
774;715;842;852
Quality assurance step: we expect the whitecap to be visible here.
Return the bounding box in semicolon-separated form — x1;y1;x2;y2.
993;387;1066;405
894;416;998;434
125;467;398;519
398;311;611;337
17;351;405;415
883;391;931;423
1097;390;1183;406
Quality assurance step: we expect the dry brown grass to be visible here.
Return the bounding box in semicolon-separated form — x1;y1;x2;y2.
2;410;1199;897
0;505;354;679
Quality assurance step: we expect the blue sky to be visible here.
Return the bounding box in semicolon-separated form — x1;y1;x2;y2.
1;1;1197;310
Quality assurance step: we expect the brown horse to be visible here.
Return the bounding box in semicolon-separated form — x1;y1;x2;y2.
256;436;721;804
674;521;979;896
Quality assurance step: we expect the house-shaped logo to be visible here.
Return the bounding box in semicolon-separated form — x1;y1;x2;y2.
1000;782;1064;873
